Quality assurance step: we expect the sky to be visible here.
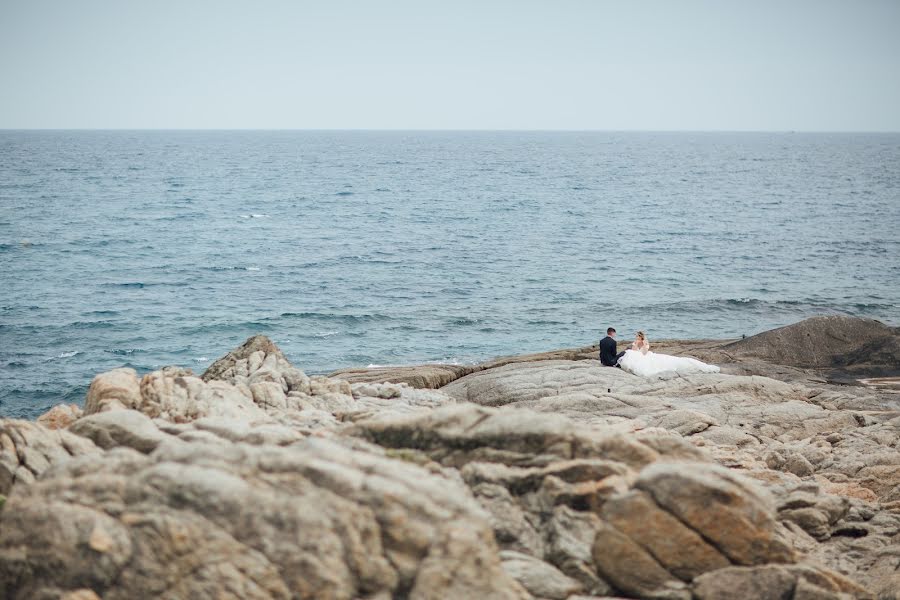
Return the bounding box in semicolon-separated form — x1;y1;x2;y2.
1;0;899;131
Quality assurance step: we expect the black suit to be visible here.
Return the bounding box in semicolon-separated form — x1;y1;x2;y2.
599;335;625;367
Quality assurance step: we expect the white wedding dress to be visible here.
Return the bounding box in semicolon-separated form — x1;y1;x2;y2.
618;348;720;377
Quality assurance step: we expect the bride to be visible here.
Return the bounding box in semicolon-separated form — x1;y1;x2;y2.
617;331;720;377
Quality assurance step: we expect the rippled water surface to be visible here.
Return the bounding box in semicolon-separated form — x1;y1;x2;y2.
2;131;899;418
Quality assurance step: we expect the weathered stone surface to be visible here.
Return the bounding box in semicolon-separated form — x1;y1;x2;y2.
440;358;869;443
68;410;170;453
5;318;896;598
543;506;614;595
330;346;601;389
723;315;897;372
138;366;267;422
83;367;142;414
0;419;100;495
348;402;699;470
500;550;583;599
635;462;796;565
332;364;475;389
592;521;691;600
692;564;870;600
692;565;798;600
0;437;528;600
78;337;458;435
600;489;730;580
36;403;82;429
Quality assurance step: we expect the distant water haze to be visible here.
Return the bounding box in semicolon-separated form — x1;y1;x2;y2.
1;130;898;418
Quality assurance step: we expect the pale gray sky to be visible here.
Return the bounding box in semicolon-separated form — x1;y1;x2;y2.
1;0;898;130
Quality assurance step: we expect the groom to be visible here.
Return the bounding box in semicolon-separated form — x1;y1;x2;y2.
599;327;626;367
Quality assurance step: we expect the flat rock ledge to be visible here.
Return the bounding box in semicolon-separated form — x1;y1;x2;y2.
0;316;897;599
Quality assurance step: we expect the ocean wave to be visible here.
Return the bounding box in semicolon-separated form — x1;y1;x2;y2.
55;351;80;359
725;298;761;305
278;311;393;323
629;297;895;321
99;281;189;288
386;324;420;332
101;282;146;288
525;319;570;326
105;348;142;356
181;321;272;335
239;214;269;219
202;265;264;272
68;320;116;330
850;302;896;311
448;317;480;326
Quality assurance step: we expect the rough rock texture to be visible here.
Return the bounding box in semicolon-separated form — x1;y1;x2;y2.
348;401;866;598
723;315;896;371
76;344;456;436
83;367;143;414
35;403;82;429
0;437;528;600
330;346;600;388
431;354;898;596
0;419;99;495
330;363;475;389
333;315;900;392
68;410;170;453
3;317;898;599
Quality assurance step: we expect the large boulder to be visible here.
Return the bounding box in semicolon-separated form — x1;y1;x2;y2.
201;334;314;393
83;367;142;414
79;337;457;433
0;419;99;495
348;402;703;470
68;410;170;453
36;403;82;429
0;436;529;600
441;359;869;445
633;462;795;565
692;564;870;600
724;315;897;371
345;403;869;598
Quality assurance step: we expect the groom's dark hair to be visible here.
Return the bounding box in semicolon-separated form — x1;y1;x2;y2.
607;327;616;334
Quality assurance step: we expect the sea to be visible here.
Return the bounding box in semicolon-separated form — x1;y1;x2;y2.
1;130;899;419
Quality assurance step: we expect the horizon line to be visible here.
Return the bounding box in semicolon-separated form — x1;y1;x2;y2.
2;127;899;134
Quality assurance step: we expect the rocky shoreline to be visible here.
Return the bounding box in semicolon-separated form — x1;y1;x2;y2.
0;315;898;599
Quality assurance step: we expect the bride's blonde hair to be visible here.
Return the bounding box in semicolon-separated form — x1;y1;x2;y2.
636;331;646;341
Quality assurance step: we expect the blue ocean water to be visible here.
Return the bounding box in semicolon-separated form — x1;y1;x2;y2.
1;130;899;419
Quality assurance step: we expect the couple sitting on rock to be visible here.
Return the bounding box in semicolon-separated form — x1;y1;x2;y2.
599;327;720;377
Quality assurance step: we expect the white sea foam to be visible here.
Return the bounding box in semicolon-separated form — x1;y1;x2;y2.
56;351;79;358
